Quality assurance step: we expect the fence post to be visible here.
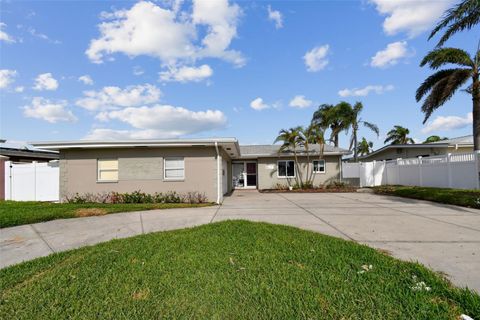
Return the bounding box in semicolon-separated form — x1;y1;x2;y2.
475;150;480;190
384;160;387;185
446;153;452;188
33;161;37;201
396;158;401;185
418;156;423;187
359;162;363;188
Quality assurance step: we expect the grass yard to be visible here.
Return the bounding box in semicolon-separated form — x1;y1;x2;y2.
1;221;478;319
373;185;480;209
0;201;213;228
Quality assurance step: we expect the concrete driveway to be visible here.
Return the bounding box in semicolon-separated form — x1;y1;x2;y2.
1;190;479;292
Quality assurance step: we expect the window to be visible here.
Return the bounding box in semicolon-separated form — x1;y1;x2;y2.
313;160;326;173
277;160;295;178
97;159;118;181
164;157;185;180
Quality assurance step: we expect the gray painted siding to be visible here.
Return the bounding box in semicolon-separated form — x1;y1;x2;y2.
59;147;224;202
257;156;341;189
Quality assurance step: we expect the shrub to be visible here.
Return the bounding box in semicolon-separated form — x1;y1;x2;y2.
64;191;208;204
325;180;350;190
271;183;289;190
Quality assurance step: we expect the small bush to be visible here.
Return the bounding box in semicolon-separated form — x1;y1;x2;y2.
271;183;289;190
64;191;208;204
325;180;350;190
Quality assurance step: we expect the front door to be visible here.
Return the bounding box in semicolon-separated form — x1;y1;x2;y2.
232;162;257;189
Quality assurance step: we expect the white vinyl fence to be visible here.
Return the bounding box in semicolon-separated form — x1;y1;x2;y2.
4;161;59;201
343;151;480;190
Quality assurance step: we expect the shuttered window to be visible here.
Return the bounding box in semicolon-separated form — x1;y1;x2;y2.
97;159;118;181
164;157;185;180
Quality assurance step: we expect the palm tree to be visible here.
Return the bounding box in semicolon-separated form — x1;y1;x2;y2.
274;127;304;187
300;124;326;186
311;102;352;147
357;138;373;156
423;135;449;143
429;0;480;47
384;126;415;145
347;102;379;162
416;47;479;149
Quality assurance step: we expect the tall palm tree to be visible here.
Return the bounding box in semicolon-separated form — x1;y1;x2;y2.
429;0;480;47
357;138;373;156
384;126;415;145
311;102;352;147
416;47;479;149
423;135;449;143
274;127;304;187
347;102;379;162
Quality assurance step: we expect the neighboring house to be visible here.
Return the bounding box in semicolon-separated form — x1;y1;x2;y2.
352;135;473;162
31;138;350;203
1;140;59;200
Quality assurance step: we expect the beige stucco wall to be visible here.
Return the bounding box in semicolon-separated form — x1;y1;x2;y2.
256;155;341;189
59;146;228;202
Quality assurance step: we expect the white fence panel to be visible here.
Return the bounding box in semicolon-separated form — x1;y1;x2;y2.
343;151;480;190
5;161;59;201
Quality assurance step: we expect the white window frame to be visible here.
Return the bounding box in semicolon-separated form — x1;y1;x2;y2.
164;157;185;181
277;160;295;178
97;158;119;182
313;159;326;173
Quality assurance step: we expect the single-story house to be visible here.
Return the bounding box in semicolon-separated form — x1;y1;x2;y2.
31;138;350;203
352;135;473;162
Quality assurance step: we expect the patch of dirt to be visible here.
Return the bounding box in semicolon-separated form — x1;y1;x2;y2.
132;288;150;300
75;208;108;217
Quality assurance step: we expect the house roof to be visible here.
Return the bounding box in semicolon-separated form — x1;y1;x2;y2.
353;135;473;161
31;138;242;158
239;144;350;158
0;140;59;160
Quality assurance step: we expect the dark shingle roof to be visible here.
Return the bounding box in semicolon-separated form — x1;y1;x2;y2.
239;144;350;158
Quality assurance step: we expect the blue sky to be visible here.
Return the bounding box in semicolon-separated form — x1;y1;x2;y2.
0;0;476;150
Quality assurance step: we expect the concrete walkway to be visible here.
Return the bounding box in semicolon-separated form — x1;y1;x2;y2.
1;190;479;292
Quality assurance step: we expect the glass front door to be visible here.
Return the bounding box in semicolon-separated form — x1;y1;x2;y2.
232;162;257;189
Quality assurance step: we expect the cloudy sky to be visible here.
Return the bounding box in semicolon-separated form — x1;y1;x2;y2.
0;0;475;149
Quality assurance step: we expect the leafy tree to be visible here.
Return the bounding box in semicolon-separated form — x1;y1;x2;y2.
384;126;415;145
311;102;352;147
347;102;379;162
416;47;479;149
423;135;449;143
357;138;373;156
429;0;480;47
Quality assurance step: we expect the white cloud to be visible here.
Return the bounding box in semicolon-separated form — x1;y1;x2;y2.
250;97;271;111
303;45;329;72
0;69;17;89
267;5;283;29
33;73;59;91
289;95;313;108
369;0;454;37
78;75;94;85
23;97;77;123
15;86;24;93
133;66;144;76
422;113;472;134
90;104;226;139
159;64;213;82
27;27;61;44
76;84;162;111
0;23;15;43
370;41;410;68
338;84;394;97
86;0;244;68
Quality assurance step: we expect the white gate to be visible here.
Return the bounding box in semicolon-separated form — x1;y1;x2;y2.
4;161;59;201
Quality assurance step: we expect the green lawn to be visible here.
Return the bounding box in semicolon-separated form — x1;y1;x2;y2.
373;185;480;209
1;221;478;319
0;201;213;228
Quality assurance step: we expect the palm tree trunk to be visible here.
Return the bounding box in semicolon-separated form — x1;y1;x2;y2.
473;71;480;151
334;134;339;147
353;130;358;162
293;150;303;187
